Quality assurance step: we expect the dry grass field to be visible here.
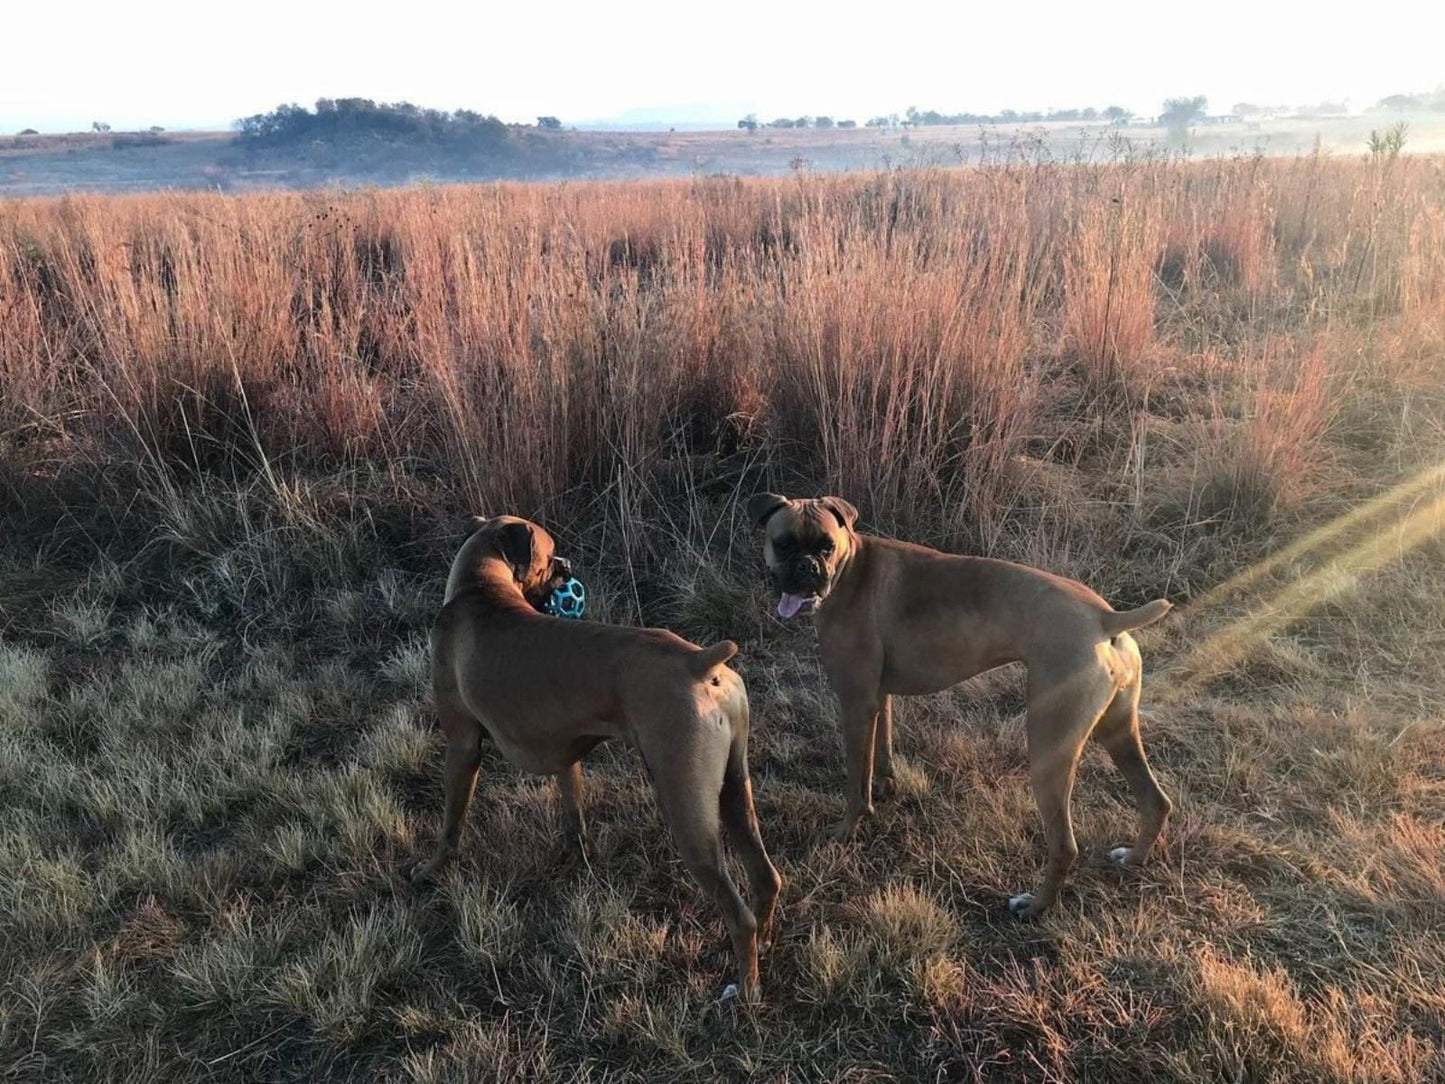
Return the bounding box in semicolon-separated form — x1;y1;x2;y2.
3;150;1445;1081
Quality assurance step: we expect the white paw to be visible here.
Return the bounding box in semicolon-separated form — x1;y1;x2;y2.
1007;893;1035;915
717;983;739;1003
1109;846;1134;864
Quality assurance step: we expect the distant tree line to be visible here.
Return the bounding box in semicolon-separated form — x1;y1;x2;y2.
892;104;1135;126
1233;92;1444;117
1375;90;1445;112
737;91;1445;135
738;92;1443;137
738;105;1140;131
737;114;856;131
14;124;165;137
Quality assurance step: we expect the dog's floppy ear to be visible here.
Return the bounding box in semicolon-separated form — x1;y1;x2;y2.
747;492;790;528
820;496;859;531
495;521;534;572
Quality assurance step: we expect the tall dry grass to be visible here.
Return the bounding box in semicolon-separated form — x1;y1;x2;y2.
4;157;1441;576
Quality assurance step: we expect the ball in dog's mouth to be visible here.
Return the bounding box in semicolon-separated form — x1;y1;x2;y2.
777;592;818;619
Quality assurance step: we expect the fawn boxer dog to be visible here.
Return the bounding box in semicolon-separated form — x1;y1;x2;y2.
414;515;782;999
747;493;1173;918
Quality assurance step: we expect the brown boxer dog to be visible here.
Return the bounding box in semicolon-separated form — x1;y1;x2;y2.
415;515;782;999
747;493;1172;918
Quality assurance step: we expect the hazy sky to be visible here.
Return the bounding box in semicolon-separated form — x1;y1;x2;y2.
4;0;1443;132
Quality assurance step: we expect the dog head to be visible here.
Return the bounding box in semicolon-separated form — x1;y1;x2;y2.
745;493;859;619
467;515;573;610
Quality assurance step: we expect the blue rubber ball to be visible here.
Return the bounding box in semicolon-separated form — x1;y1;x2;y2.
547;577;587;619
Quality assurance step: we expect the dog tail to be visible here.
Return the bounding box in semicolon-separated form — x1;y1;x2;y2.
687;640;739;677
1101;599;1172;637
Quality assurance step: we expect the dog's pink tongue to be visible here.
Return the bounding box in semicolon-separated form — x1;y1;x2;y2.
777;593;806;619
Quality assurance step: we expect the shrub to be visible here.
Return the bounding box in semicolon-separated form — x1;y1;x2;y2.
1161;95;1208;146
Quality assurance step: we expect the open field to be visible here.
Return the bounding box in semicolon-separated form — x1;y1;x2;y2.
6;112;1445;195
3;153;1445;1081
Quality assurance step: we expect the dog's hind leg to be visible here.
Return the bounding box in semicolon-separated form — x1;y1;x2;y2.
672;814;761;1001
638;706;762;1001
1009;660;1116;919
1093;642;1171;867
412;706;483;882
717;686;782;947
556;760;589;854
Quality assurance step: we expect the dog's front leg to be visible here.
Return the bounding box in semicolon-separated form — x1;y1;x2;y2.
830;689;880;842
871;695;897;800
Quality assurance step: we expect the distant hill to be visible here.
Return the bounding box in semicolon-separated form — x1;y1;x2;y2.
229;99;584;180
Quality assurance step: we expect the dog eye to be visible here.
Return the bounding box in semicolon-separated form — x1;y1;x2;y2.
819;540;835;555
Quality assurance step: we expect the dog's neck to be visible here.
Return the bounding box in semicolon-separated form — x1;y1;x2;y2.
446;555;536;615
810;530;866;623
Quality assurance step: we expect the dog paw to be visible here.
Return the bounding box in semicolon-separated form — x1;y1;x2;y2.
1007;893;1037;917
827;805;873;843
407;850;452;884
717;977;762;1006
1108;846;1135;865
